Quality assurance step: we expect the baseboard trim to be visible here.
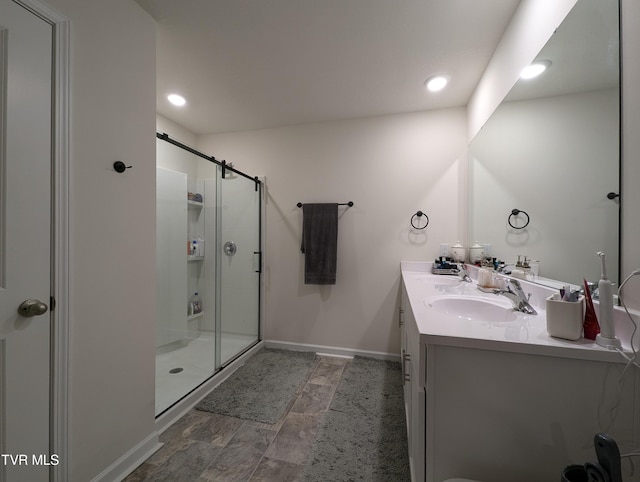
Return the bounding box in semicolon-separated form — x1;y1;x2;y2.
91;431;161;482
264;340;400;362
154;340;264;435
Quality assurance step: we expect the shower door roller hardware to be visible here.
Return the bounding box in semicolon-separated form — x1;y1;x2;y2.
223;241;237;256
17;299;48;317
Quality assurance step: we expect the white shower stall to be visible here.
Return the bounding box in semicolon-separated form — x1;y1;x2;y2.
155;134;261;415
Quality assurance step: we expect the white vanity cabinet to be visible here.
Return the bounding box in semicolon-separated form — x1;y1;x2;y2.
401;264;640;482
401;286;426;482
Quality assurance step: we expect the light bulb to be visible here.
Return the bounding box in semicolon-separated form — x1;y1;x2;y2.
167;93;187;106
425;75;449;92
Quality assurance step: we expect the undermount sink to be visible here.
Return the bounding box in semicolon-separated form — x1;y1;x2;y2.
424;296;519;323
416;275;461;286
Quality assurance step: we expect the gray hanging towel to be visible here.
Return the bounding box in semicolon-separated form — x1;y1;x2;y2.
301;203;339;285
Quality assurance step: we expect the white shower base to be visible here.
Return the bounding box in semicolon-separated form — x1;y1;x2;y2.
155;331;257;415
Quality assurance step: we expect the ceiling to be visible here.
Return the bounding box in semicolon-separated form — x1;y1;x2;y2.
135;0;521;135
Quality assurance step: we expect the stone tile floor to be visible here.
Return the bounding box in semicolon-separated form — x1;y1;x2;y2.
125;355;349;481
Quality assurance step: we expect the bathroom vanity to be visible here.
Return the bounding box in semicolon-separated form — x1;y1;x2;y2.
400;262;640;482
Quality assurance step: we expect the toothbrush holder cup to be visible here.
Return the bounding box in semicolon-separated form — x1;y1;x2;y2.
546;293;585;341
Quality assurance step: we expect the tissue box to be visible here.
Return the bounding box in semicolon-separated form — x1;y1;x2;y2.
546;293;585;340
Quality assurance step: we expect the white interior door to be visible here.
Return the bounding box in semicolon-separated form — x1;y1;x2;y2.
0;1;53;480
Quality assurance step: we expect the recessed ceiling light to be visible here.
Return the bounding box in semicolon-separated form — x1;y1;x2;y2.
425;75;450;92
520;60;551;80
167;93;187;106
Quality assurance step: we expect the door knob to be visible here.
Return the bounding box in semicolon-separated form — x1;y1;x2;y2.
17;299;48;317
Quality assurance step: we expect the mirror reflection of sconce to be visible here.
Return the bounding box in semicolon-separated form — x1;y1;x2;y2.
508;209;530;230
519;59;552;80
411;211;429;230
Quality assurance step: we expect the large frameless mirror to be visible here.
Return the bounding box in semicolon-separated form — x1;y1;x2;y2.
468;0;620;288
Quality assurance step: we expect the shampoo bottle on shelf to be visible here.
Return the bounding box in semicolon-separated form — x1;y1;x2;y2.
189;292;202;316
196;235;204;257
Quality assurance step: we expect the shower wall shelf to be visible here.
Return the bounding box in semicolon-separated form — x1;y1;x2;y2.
188;200;203;208
187;312;204;322
188;256;204;262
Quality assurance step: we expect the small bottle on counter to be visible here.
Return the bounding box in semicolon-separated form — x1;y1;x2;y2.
478;268;493;288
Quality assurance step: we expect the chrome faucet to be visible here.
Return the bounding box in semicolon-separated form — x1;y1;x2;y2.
581;281;600;300
457;263;472;283
493;279;537;315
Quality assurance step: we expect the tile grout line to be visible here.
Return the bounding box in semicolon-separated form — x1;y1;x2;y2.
247;355;345;481
128;354;353;481
246;355;324;481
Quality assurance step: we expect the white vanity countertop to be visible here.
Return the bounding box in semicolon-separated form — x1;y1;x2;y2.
401;261;634;363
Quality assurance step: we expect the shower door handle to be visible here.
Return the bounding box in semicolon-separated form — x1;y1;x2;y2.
253;251;262;273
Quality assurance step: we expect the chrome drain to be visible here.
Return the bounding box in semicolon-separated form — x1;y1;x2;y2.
169;367;184;374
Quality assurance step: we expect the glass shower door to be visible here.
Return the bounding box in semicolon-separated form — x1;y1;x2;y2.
217;167;261;366
155;139;218;416
155;132;262;416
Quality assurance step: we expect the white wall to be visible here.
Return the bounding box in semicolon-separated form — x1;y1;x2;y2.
157;113;197;146
156;118;198;181
44;0;157;480
198;109;467;354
